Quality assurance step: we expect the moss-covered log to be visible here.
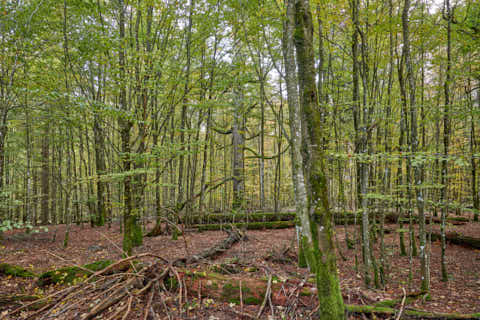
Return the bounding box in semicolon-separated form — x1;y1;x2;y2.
0;263;36;278
346;304;480;319
179;211;470;228
194;221;295;232
173;269;317;306
183;211;361;225
37;260;114;286
430;232;480;249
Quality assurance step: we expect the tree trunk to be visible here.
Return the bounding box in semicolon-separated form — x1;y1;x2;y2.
441;0;452;282
232;40;245;212
41;124;50;225
293;0;345;318
282;0;308;269
402;0;428;292
93;115;106;226
118;0;136;256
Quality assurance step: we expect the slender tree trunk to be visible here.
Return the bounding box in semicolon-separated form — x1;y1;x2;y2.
41;124;50;225
293;0;345;317
93;115;106;226
441;0;452;281
282;0;308;268
471;81;479;222
177;0;194;216
402;0;428;292
232;34;245;212
118;0;136;256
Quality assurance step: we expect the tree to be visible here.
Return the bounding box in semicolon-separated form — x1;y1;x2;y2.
291;0;345;318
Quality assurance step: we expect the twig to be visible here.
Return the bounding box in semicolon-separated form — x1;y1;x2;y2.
308;304;320;317
240;280;244;313
105;303;127;320
183;277;188;314
198;279;202;304
156;282;172;320
8;284;79;318
121;295;133;320
136;268;169;296
168;266;183;306
96;231;127;256
230;307;256;319
87;253;168;281
43;250;95;275
395;287;407;320
257;272;272;319
143;281;155;320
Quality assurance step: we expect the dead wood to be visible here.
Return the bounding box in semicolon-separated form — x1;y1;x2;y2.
0;295;40;307
346;304;480;319
173;227;246;266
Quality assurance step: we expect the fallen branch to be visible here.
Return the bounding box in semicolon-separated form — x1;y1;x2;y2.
395;288;407;320
173;227;246;266
257;272;272;318
346;304;480;319
0;295;41;307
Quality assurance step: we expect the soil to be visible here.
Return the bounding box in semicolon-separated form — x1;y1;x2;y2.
0;219;479;319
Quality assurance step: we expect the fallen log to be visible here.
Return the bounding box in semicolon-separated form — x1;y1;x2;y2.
181;211;470;227
184;211;363;225
346;305;480;319
173;228;246;266
195;221;295;232
430;232;480;249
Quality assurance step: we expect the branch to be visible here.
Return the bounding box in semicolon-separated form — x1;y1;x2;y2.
244;146;290;160
175;177;234;213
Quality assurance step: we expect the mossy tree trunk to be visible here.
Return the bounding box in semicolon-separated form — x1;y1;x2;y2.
231;30;245;212
282;0;308;269
441;0;452;282
118;0;140;256
292;0;345;318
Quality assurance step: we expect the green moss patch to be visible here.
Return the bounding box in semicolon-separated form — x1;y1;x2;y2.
37;260;112;286
0;263;36;278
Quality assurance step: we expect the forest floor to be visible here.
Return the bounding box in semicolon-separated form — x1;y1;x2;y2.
0;215;479;319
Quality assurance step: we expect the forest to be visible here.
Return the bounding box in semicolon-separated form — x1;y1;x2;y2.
0;0;479;319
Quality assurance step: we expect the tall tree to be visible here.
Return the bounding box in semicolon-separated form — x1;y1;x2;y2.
292;0;345;318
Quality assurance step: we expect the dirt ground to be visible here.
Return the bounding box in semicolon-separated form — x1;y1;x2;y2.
1;219;479;319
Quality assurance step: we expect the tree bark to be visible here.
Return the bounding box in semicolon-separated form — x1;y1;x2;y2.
402;0;428;292
293;0;345;318
118;0;136;256
441;0;452;282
